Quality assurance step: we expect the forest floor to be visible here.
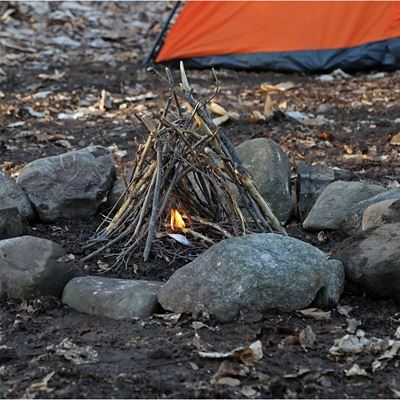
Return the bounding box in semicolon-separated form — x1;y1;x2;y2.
1;2;400;398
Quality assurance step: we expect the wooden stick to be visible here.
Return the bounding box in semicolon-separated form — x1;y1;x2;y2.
143;142;163;261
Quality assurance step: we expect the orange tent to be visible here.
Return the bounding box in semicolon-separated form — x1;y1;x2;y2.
155;1;400;71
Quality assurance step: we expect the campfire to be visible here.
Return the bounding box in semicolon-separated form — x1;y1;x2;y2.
83;64;286;269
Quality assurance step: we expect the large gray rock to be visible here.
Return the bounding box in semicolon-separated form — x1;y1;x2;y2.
303;181;385;231
62;276;162;319
158;233;344;322
17;146;116;222
334;223;400;301
235;138;292;224
0;171;35;220
0;207;24;239
362;199;400;231
339;188;400;236
0;236;82;299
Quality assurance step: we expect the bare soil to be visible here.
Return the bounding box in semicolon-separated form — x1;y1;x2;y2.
1;2;400;398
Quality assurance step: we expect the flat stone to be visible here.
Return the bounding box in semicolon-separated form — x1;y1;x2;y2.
334;223;400;301
235;138;293;224
339;188;400;236
0;172;35;220
303;181;385;231
17;146;116;222
0;236;82;299
158;233;344;322
0;207;24;239
362;199;400;231
62;276;162;319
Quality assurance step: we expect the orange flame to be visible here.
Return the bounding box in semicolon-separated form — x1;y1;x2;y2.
170;208;186;232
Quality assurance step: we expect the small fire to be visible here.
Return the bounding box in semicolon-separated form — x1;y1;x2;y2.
170;208;186;232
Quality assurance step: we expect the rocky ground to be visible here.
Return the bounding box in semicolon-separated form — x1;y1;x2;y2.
1;2;400;399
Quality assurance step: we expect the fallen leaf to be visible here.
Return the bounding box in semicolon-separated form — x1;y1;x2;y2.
390;133;400;145
189;361;199;371
209;102;228;116
299;325;316;349
7;121;25;128
212;360;249;380
286;110;331;126
346;319;361;334
27;107;46;118
249;110;266;122
343;144;354;154
38;70;65;81
298;308;331;320
198;340;263;365
241;386;259;398
395;326;400;339
214;377;241;387
344;363;368;377
263;95;274;118
50;338;98;364
260;81;295;92
337;305;353;317
318;131;335;141
25;371;55;396
284;367;311;378
375;340;400;362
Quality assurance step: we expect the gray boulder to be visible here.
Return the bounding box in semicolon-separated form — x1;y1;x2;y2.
62;276;162;319
303;181;385;231
339;188;400;236
0;236;82;299
334;223;400;301
235;138;292;224
158;233;344;322
0;207;24;239
0;172;35;220
17;146;116;222
362;199;400;231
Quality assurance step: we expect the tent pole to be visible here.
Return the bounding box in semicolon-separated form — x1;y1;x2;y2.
143;1;181;67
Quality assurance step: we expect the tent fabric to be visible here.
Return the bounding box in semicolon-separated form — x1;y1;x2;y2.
155;1;400;72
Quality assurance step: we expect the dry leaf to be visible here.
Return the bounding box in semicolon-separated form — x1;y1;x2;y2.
260;81;295;92
212;360;249;380
263;95;274;118
26;371;55;395
249;110;266;122
241;386;259;398
318;131;335;141
343;144;353;154
298;308;331;320
214;377;241;387
337;305;352;317
395;326;400;339
299;325;316;349
390;132;400;145
344;363;368;377
209;102;228;116
284;367;311;378
198;340;263;365
38;70;65;80
346;319;361;334
51;338;98;365
189;361;199;371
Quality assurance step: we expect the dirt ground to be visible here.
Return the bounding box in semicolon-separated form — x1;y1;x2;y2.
1;2;400;399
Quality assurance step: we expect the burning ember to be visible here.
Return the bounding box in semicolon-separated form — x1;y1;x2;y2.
170;208;186;232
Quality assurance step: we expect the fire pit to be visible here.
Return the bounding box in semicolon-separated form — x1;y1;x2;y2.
83;64;286;269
